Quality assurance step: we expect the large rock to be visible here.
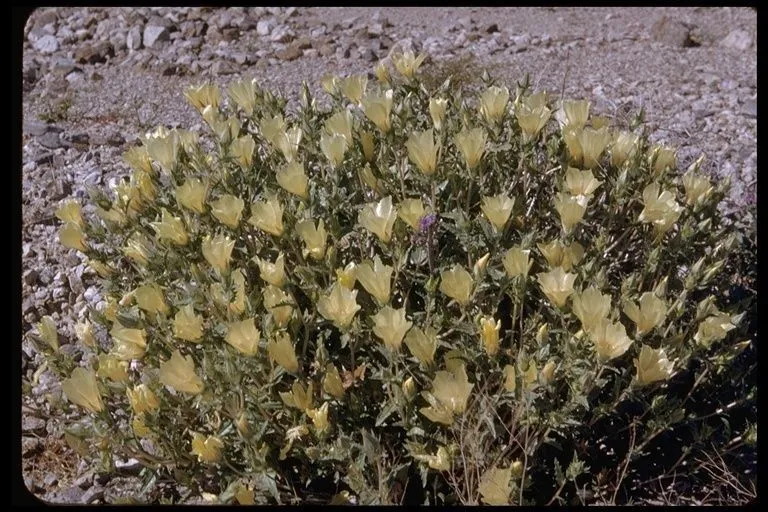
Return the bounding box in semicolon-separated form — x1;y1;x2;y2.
650;16;695;48
33;35;59;54
720;29;753;51
74;42;114;64
126;25;142;51
143;24;170;48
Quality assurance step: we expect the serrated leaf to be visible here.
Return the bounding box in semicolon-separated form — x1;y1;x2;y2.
375;400;399;427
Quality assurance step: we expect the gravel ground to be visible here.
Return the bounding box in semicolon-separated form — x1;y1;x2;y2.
20;6;756;504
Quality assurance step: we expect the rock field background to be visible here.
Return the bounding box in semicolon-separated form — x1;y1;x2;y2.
20;6;756;504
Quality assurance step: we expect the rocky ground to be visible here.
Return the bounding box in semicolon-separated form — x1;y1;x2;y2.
20;6;756;504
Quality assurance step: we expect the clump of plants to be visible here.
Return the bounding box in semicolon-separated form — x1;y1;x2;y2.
31;49;754;505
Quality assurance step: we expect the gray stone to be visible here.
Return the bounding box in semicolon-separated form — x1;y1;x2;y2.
143;25;170;48
51;57;79;75
34;35;59;54
126;25;142;50
44;473;59;487
720;29;753;51
650;16;694;48
24;476;41;494
742;98;756;118
22;437;43;457
22;416;46;435
37;132;68;150
55;485;85;503
114;458;142;474
73;472;94;490
23;121;50;137
256;19;273;36
270;25;294;43
74;42;114;64
276;45;302;61
211;60;238;75
23;269;39;286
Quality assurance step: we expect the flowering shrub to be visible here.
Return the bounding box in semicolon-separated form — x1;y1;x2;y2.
32;51;754;504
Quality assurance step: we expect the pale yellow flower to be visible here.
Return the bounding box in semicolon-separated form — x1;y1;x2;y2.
414;446;451;471
184;83;220;112
229;135;255;170
651;145;677;173
454;127;487;171
405;326;438;366
502;364;516;393
362;89;394;133
276;161;309;200
324;110;354;144
263;285;294;328
374;61;390;83
360;130;376;162
359;195;397;243
234;483;255;505
479;466;513;505
537;240;584;271
565;167;602;197
682;170;714;207
123;146;153;174
96;354;128;383
317;283;361;329
191;432;223;464
86;259;112;278
280;381;313;411
295;219;327;260
132;416;151;438
110;323;147;361
523;91;549;110
479;85;510;124
563;125;584;165
541;360;557;385
260;114;286;147
537;266;577;308
201;234;235;274
503;247;532;278
473;252;491;279
516;104;551;142
639;183;682;235
372;306;413;352
356;256;393;304
228;78;259;116
590;319;633;362
554;192;588;235
563;99;590;129
307;402;331;434
341;75;368;104
126;384;160;414
623;292;667;337
173;304;204;342
523;359;538;389
611;131;639;167
142;127;179;173
275;126;302;163
439;265;474;306
336;262;358;289
398;198;426;230
60;222;87;252
694;312;735;348
392;50;426;78
134;283;169;315
55;200;83;228
571;287;612;334
267;332;299;373
36;316;58;351
634;345;674;386
225;318;260;356
406;129;440;175
175;178;208;214
249;196;284;237
420;363;473;425
95;205;127;226
256;253;287;288
320;74;339;94
320;132;349;169
175;129;199;154
62;367;103;413
481;194;515;231
402;377;418;402
579;127;612;169
75;319;96;348
322;364;345;399
429;97;448;130
159;350;204;394
150;208;188;246
479;316;501;356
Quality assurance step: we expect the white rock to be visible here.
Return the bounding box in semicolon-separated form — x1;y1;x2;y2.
720;29;752;51
256;19;273;36
143;24;170;48
34;34;59;54
126;26;142;50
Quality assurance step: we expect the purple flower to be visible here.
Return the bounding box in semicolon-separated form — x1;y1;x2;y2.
418;213;438;233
